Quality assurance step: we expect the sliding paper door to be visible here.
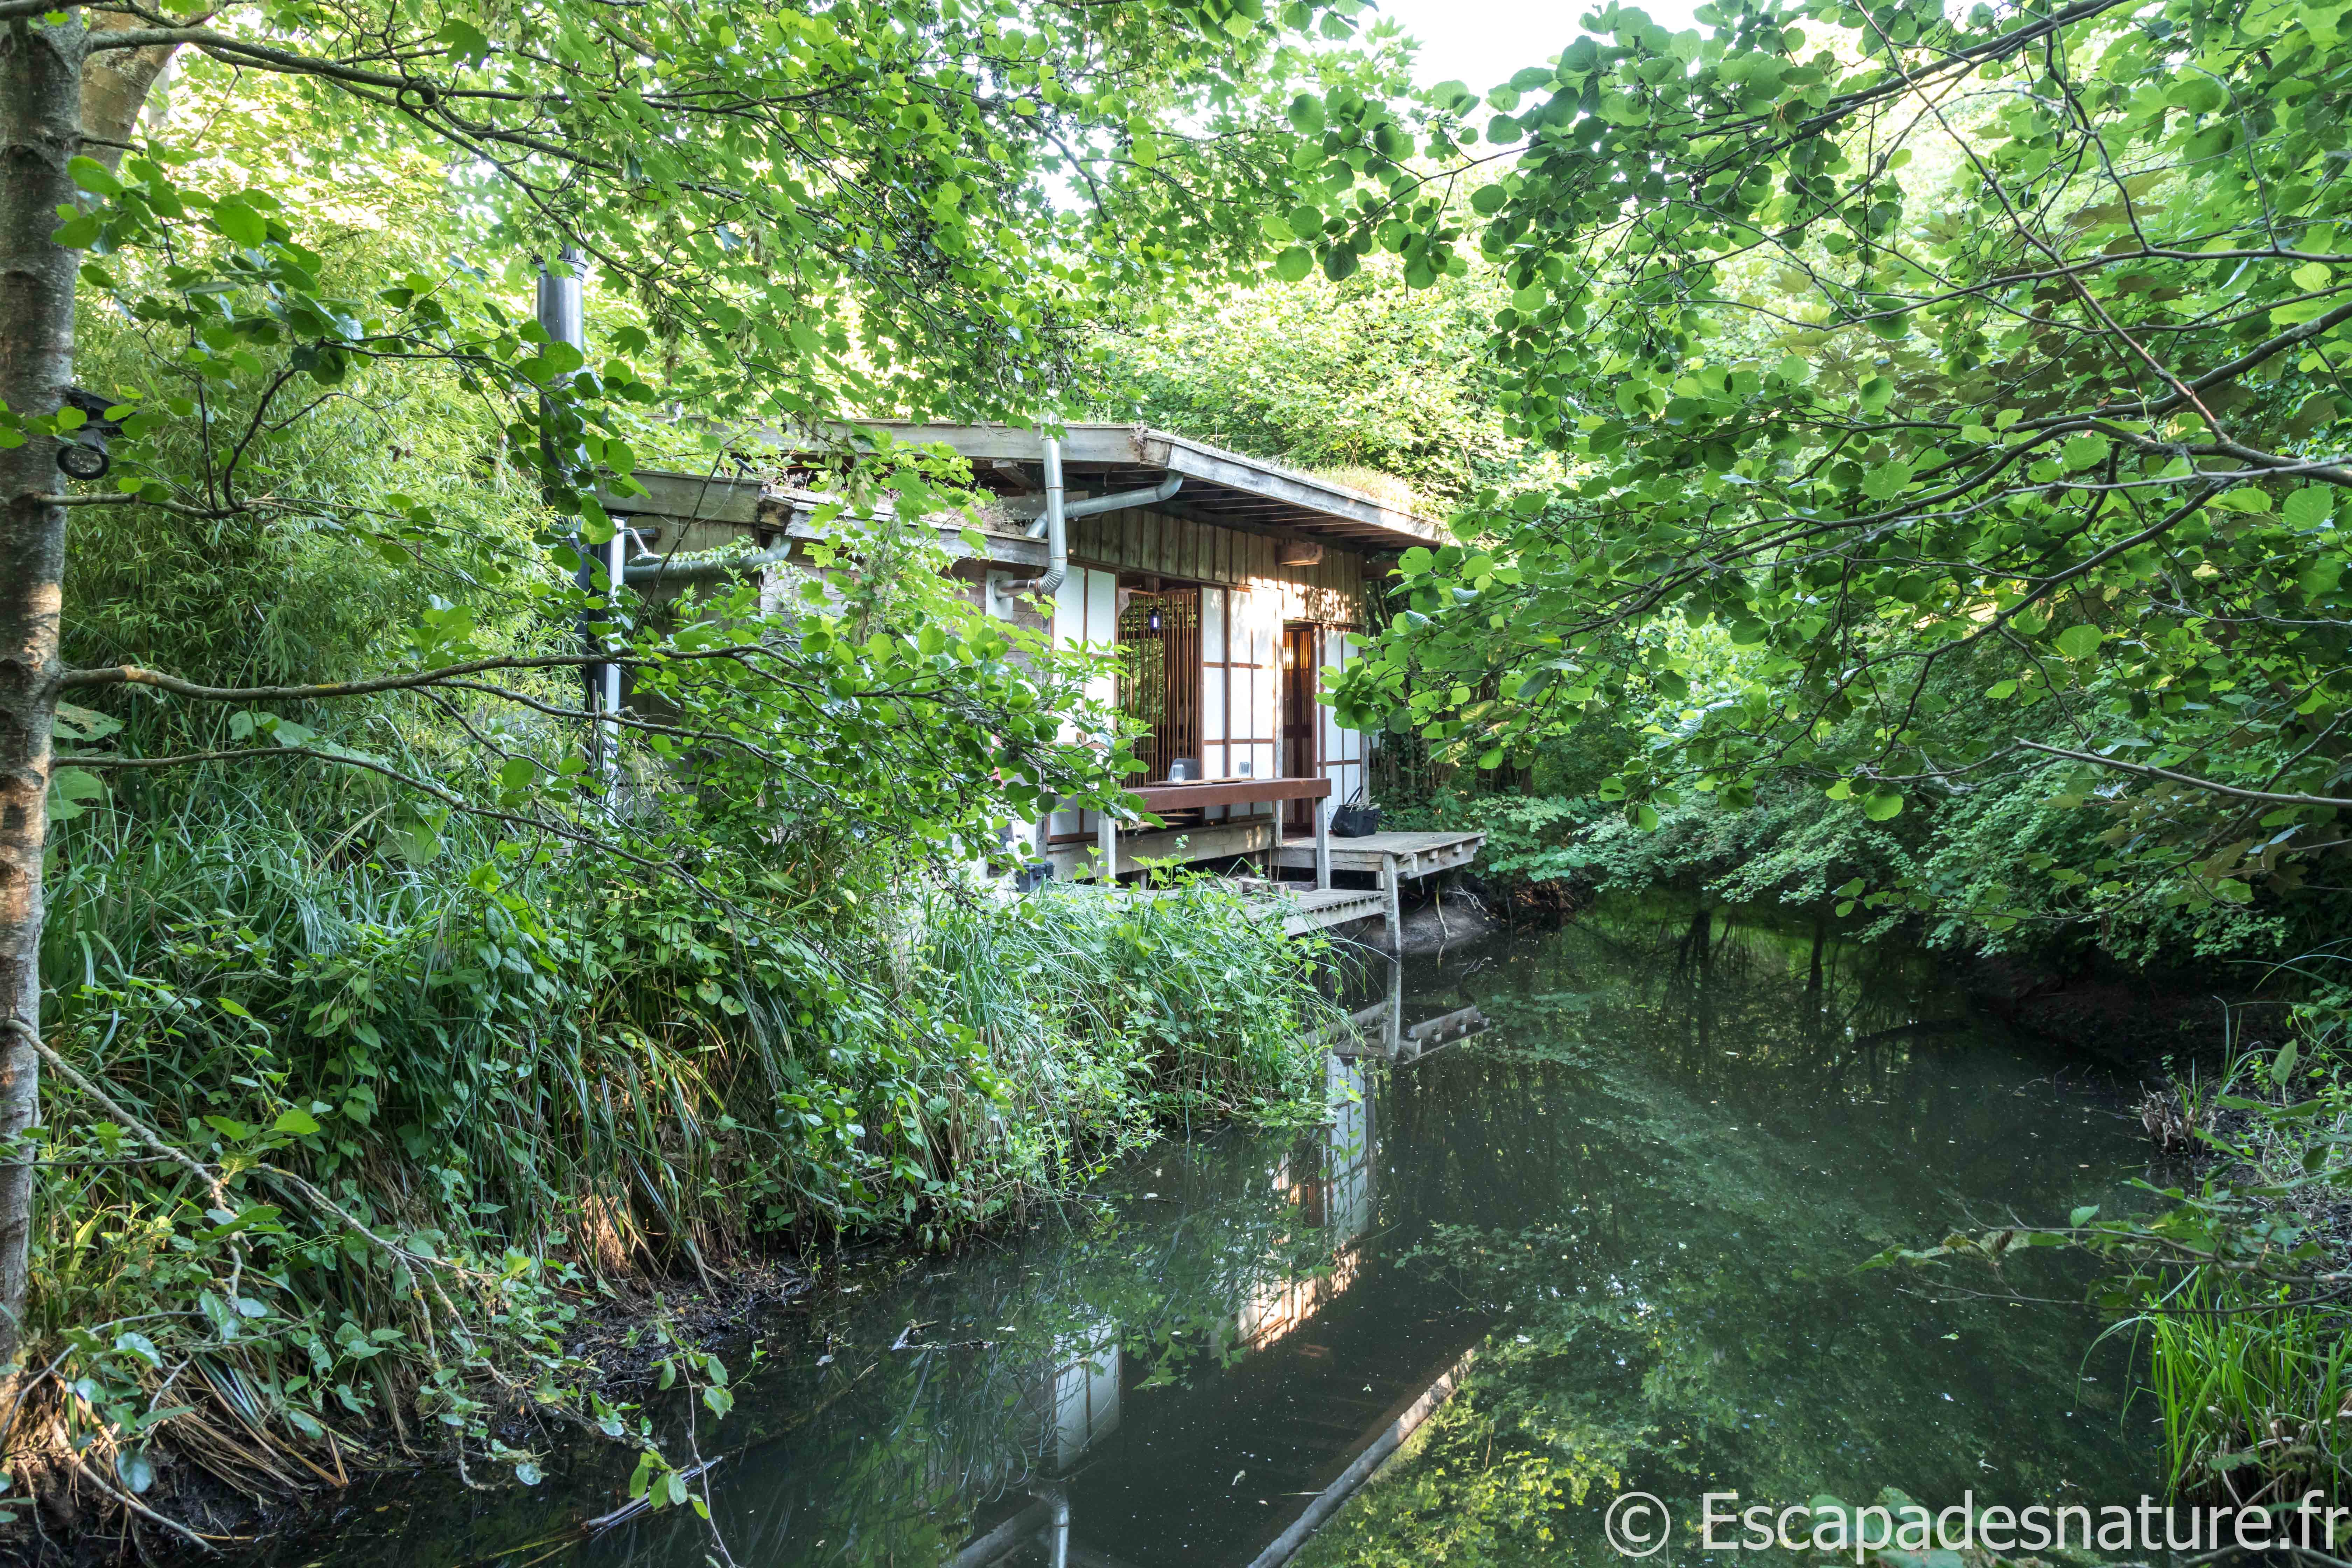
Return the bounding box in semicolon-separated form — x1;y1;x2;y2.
1049;567;1120;841
1320;630;1367;810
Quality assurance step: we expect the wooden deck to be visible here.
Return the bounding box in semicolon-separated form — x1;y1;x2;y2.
1083;880;1390;940
1274;829;1485;880
1272;829;1487;947
1046;826;1485;948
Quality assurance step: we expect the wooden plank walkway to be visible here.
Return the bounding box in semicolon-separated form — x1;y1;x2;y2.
1254;886;1390;937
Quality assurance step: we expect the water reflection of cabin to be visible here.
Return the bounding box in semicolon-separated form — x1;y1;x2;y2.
616;425;1444;882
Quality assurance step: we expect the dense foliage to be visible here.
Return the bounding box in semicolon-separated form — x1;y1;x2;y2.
1161;0;2352;1515
1272;0;2352;951
0;1;1379;1547
1083;249;1542;510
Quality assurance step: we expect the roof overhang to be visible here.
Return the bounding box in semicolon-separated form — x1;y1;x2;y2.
598;469;1047;569
814;422;1447;552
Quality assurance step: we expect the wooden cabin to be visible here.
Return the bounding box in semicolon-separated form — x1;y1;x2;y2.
611;423;1446;885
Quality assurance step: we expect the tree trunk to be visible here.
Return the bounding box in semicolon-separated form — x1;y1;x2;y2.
0;14;85;1399
77;15;173;174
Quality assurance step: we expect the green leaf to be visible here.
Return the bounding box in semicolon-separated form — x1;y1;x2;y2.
2060;433;2108;470
67;156;123;198
2069;1205;2100;1227
51;209;103;248
1270;246;1313;283
1860;790;1904;821
435;16;492;61
2164;75;2228;114
1859;461;1911;499
51;700;121;743
272;1107;323;1136
45;765;106;823
213;197;268;247
2053;623;2103;659
2283;486;2334;528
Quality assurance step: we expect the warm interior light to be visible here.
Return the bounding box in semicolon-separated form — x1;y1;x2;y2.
1282;643;1297;669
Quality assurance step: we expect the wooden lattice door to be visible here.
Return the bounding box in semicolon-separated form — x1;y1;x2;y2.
1281;623;1320;832
1116;588;1202;782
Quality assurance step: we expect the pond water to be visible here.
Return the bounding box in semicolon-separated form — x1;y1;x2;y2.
287;899;2164;1567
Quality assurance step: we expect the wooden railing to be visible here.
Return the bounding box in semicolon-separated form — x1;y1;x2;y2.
1084;776;1333;887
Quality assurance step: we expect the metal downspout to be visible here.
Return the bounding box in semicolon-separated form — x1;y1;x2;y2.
992;434;1188;606
536;250;621;781
995;434;1066;605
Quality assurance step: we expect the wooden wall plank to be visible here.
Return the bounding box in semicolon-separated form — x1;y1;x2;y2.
1063;507;1376;629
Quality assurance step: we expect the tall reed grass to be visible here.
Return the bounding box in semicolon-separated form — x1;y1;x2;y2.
30;767;1338;1507
2123;997;2352;1502
2143;1270;2352;1500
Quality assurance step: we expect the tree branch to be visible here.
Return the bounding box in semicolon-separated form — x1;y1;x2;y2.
2017;740;2352;811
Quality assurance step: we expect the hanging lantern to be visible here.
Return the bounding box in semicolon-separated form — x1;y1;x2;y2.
1147;606;1162;633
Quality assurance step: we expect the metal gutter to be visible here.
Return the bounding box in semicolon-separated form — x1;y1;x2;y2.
621;540;793;586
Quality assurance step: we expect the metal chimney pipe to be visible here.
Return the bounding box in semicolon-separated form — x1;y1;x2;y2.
536;249;622;776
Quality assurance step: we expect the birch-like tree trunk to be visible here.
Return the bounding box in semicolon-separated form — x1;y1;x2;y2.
0;13;85;1397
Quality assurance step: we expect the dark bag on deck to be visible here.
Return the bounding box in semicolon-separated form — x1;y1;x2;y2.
1331;790;1380;838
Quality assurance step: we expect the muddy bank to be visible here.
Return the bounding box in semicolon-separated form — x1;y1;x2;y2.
12;1259;815;1567
1960;951;2291;1069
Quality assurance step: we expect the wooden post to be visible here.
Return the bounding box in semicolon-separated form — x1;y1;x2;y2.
1313;797;1332;890
1384;954;1403;1058
1097;811;1117;884
1380;855;1401;950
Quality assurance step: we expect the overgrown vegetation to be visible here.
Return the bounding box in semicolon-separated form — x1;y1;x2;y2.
1140;0;2352;1511
33;776;1335;1527
0;5;1377;1553
28;0;2352;1542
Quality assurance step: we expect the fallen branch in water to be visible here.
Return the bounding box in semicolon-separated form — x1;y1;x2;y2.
583;1456;723;1531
